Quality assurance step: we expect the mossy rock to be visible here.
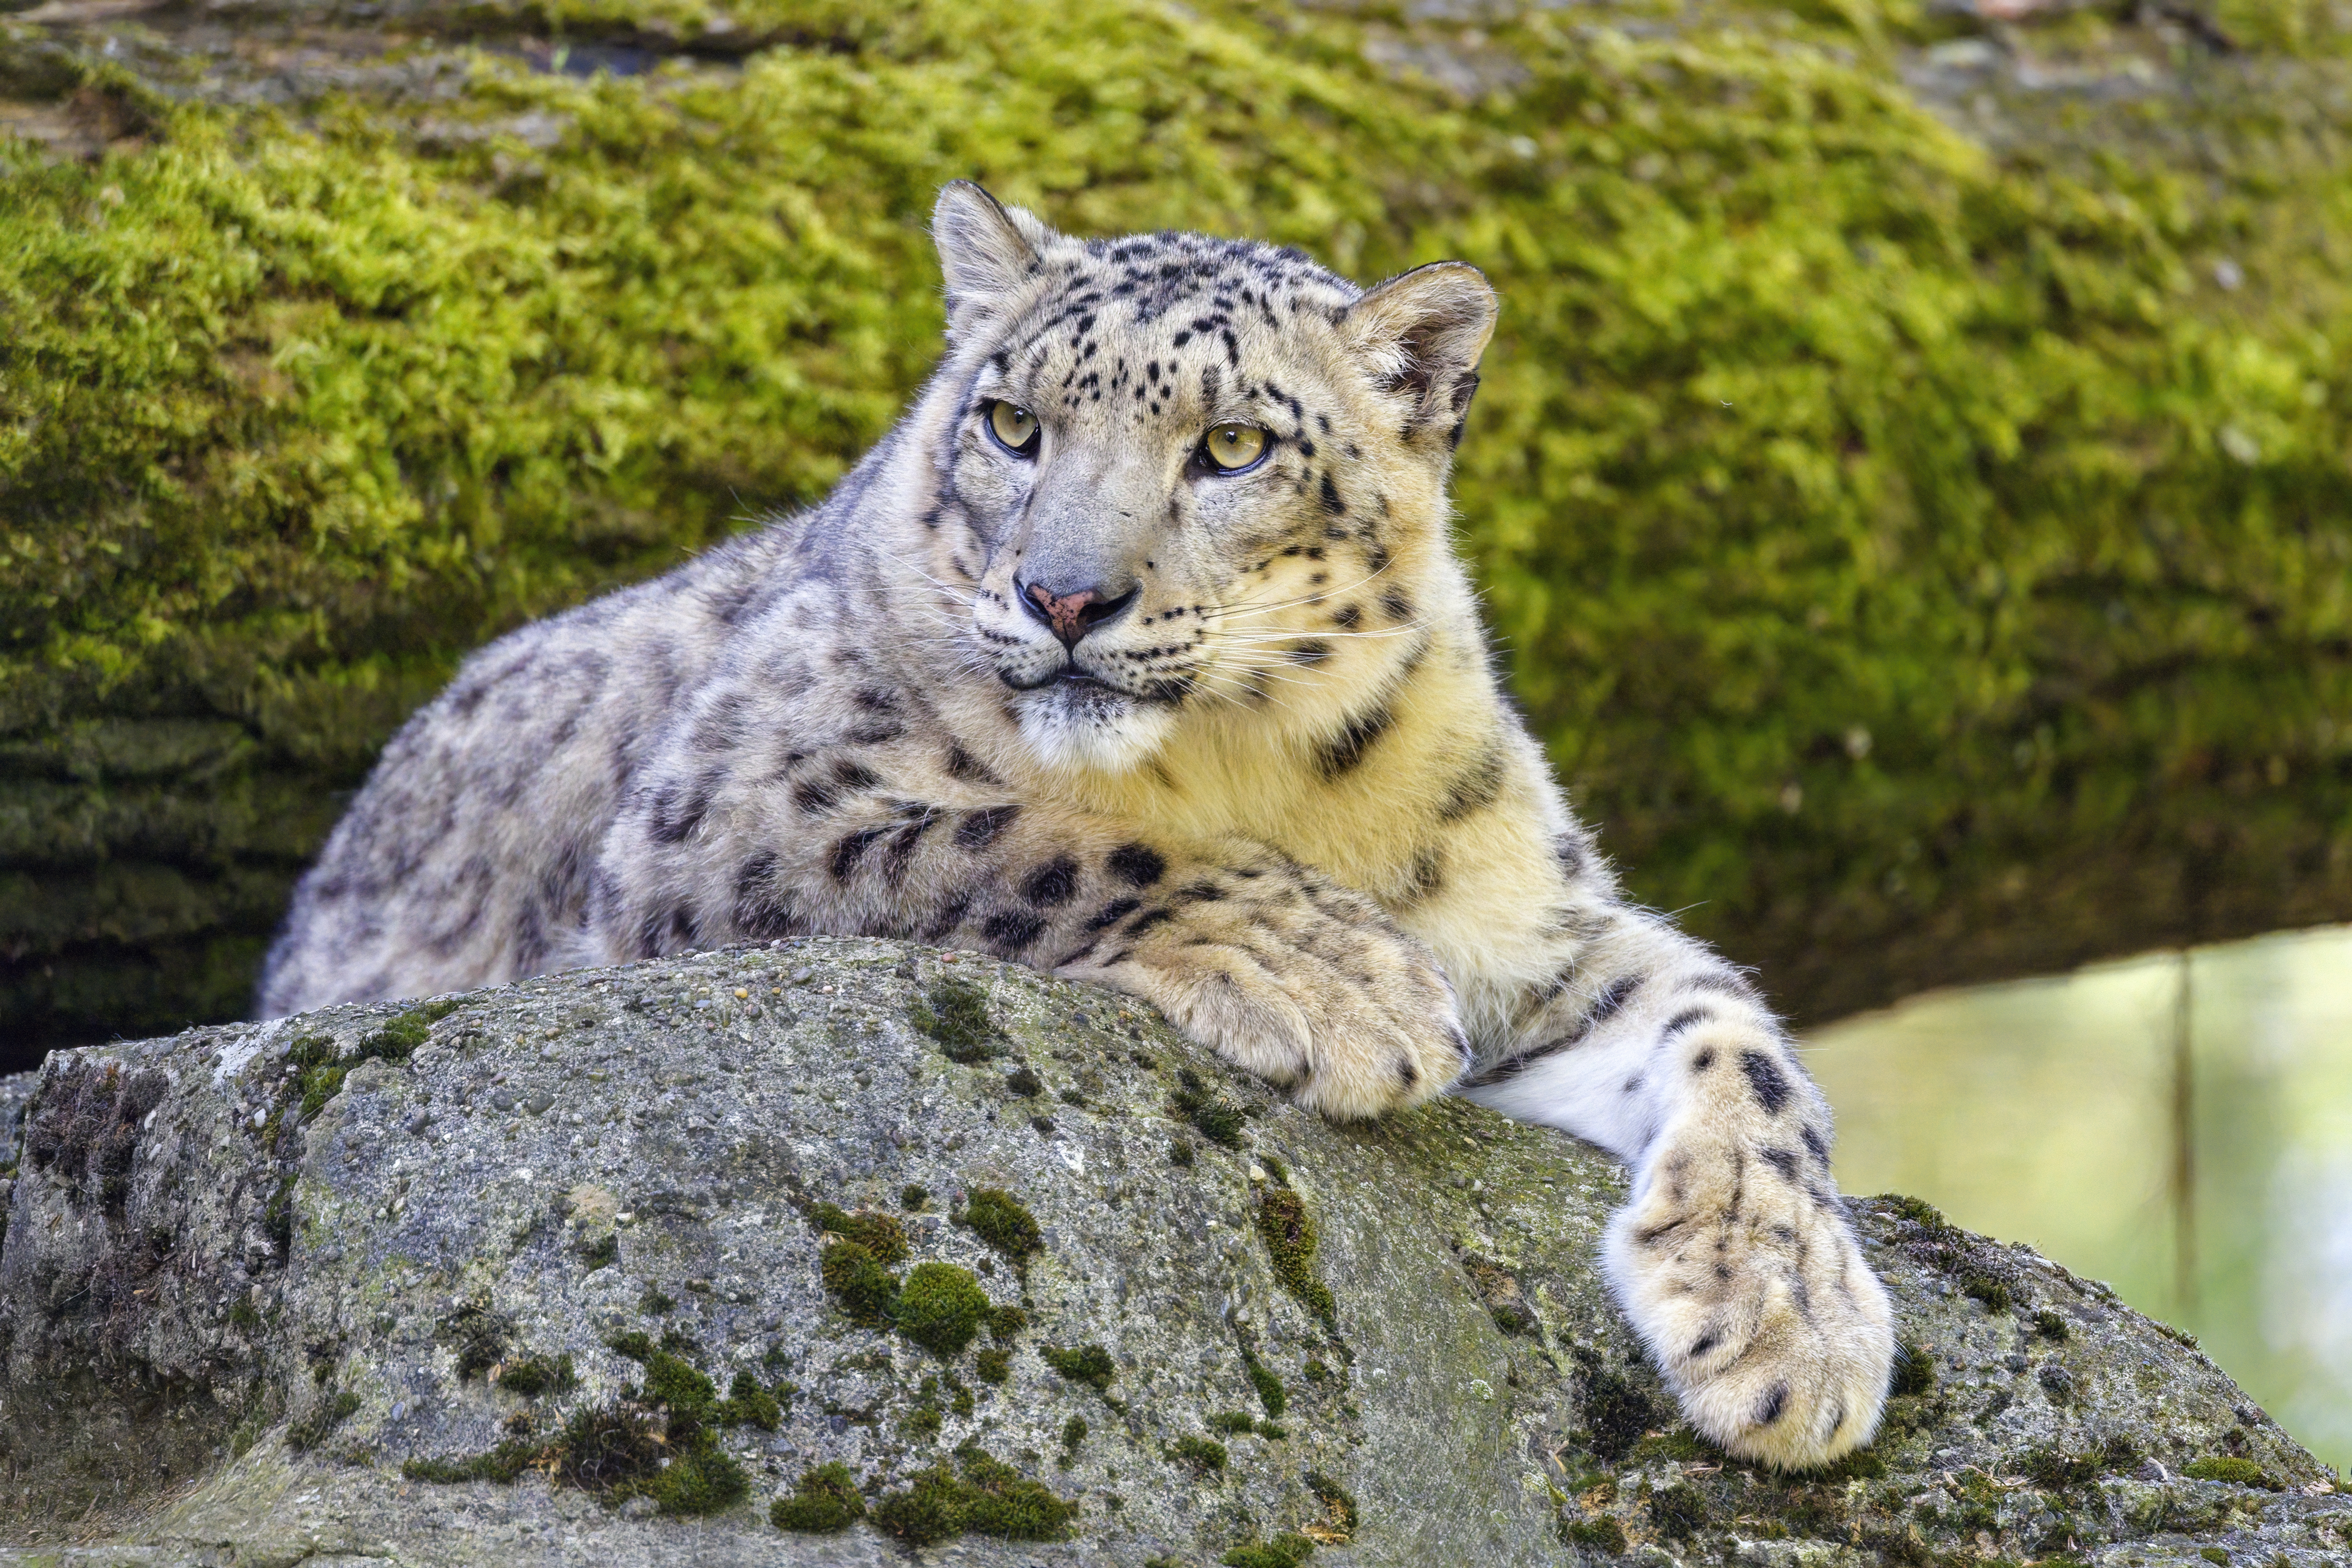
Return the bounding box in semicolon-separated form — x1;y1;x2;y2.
0;937;2340;1563
10;0;2352;1063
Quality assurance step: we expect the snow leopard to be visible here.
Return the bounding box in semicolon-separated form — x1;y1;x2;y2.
260;182;1896;1468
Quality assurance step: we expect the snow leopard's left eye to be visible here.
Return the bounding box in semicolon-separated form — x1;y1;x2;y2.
986;401;1041;458
1197;423;1269;474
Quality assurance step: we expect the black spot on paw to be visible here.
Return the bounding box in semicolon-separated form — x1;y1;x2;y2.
956;805;1020;849
982;909;1048;951
831;826;890;882
1022;855;1081;908
1106;843;1165;887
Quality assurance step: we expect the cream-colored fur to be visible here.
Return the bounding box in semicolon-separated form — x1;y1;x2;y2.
261;183;1893;1468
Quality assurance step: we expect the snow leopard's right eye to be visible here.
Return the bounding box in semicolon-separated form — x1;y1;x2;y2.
986;401;1041;458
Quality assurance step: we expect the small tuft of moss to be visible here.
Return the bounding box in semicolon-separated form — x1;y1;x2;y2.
772;1461;865;1533
871;1445;1080;1545
1174;1069;1248;1148
1209;1410;1259;1435
988;1303;1028;1341
1243;1351;1287;1419
2022;1445;2100;1490
1889;1336;1936;1397
1004;1066;1044;1097
809;1201;910;1264
1254;1188;1336;1324
901;1183;930;1211
1169;1137;1196;1167
2033;1308;2071;1342
1042;1344;1117;1394
1647;1483;1710;1540
638;1284;676;1315
723;1371;783;1431
1170;1434;1228;1473
1061;1414;1088;1452
897;1262;992;1357
402;1439;541;1485
580;1234;620;1270
975;1347;1012;1384
1960;1271;2013;1313
2182;1456;2275;1490
1562;1515;1626;1553
438;1301;512;1380
958;1187;1043;1261
820;1240;901;1327
2200;1549;2231;1566
914;978;1000;1063
496;1353;577;1398
1221;1533;1317;1567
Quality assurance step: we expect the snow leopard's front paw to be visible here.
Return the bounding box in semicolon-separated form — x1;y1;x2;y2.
1601;1122;1894;1469
1080;875;1469;1121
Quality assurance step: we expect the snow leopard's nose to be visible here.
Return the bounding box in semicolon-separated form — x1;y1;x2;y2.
1019;579;1138;648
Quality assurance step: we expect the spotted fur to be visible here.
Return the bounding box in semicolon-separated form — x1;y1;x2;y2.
260;183;1893;1468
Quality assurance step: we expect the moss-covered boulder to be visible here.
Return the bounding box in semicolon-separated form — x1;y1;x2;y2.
0;939;2341;1563
8;0;2352;1059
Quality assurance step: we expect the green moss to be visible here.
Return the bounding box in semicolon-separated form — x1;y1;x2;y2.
1041;1344;1116;1394
1561;1515;1626;1553
2022;1446;2101;1490
579;1234;620;1270
1004;1065;1044;1097
1208;1410;1258;1436
957;1187;1042;1261
1169;1138;1196;1167
900;1183;930;1211
808;1201;911;1264
1173;1070;1248;1149
1221;1534;1316;1567
1170;1435;1228;1474
722;1371;782;1431
975;1347;1011;1384
2033;1309;2072;1342
637;1285;676;1315
2182;1456;2275;1489
1242;1351;1287;1419
402;1439;542;1485
874;1464;969;1547
913;979;999;1063
987;1304;1028;1341
1647;1482;1710;1540
819;1239;900;1328
772;1461;866;1533
897;1262;991;1357
1060;1414;1087;1452
1889;1337;1936;1397
1253;1188;1336;1325
871;1445;1079;1545
285;1389;360;1454
495;1353;576;1398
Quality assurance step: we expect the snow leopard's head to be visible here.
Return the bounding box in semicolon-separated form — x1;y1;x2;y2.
924;182;1496;774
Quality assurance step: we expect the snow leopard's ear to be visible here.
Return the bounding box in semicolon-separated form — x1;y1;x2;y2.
1344;262;1498;443
932;182;1058;335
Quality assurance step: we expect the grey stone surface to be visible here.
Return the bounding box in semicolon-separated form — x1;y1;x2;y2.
0;937;2343;1564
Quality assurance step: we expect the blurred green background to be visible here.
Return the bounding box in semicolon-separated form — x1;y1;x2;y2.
3;0;2351;1466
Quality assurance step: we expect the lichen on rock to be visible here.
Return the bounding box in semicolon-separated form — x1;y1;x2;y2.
0;937;2343;1564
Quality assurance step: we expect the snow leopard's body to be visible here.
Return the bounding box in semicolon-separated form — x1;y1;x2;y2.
261;185;1895;1467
